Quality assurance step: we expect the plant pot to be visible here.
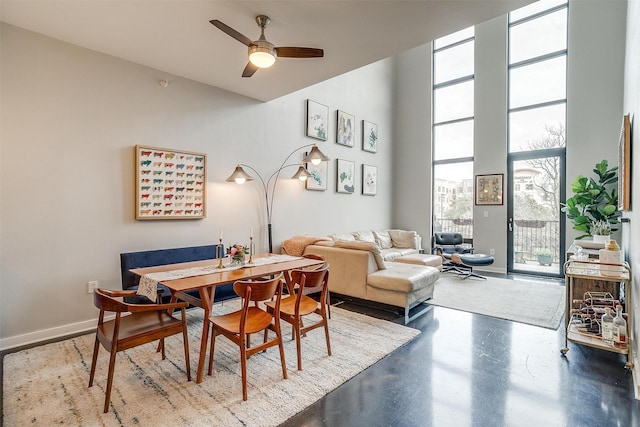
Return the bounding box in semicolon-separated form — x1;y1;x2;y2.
592;234;610;244
537;255;553;266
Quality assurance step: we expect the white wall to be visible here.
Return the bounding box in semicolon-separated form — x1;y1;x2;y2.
0;24;396;349
622;0;639;398
393;44;432;243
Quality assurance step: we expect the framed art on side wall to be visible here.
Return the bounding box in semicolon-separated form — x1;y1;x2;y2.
362;120;378;153
336;159;355;194
362;164;377;196
475;173;503;205
618;113;631;211
306;99;328;141
336;110;355;147
305;160;328;191
135;145;206;220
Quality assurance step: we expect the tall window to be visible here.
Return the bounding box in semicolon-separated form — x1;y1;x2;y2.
509;0;568;154
508;0;568;273
432;27;475;239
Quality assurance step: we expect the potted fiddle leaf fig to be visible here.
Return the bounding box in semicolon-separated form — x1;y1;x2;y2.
561;160;620;240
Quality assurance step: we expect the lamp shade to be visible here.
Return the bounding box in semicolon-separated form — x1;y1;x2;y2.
248;41;276;68
290;165;311;181
302;145;330;165
226;165;254;184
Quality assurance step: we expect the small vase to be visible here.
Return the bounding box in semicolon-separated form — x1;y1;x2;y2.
230;256;245;267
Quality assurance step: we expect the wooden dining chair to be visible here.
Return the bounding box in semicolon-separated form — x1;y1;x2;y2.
265;264;331;371
88;288;191;413
207;273;287;401
295;254;331;319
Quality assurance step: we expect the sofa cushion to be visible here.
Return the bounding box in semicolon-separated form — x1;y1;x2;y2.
330;232;356;242
373;230;393;249
367;263;439;293
389;229;418;249
332;240;386;270
352;230;377;243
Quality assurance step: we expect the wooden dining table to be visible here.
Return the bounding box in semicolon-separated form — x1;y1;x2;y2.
130;254;324;383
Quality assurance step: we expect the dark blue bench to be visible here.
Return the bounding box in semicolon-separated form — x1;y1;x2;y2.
120;244;236;304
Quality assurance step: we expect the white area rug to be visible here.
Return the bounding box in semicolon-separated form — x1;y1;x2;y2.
3;302;419;426
428;274;565;330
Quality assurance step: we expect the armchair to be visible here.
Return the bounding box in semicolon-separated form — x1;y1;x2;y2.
433;232;473;274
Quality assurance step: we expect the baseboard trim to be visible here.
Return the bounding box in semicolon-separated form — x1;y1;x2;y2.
0;316;112;352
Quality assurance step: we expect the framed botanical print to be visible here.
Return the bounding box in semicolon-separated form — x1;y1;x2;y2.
306;99;328;141
305;160;328;191
336;110;355;147
475;173;503;205
362;164;377;196
362;120;378;153
135;145;206;219
336;159;355;194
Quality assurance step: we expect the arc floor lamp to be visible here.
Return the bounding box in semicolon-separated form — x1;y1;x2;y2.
226;144;330;253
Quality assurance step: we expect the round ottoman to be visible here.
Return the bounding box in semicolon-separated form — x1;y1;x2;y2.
451;253;495;280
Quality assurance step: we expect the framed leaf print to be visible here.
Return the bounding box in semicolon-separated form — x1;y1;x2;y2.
305;160;328;191
336;159;355;194
306;99;328;141
362;120;378;153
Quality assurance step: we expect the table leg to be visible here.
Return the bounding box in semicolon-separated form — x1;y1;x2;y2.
196;286;215;383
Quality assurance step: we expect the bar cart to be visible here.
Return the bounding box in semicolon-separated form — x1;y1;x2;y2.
562;259;633;370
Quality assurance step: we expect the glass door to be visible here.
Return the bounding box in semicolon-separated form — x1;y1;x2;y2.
507;151;565;276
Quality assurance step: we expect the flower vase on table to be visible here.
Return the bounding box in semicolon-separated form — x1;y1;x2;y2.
227;244;249;267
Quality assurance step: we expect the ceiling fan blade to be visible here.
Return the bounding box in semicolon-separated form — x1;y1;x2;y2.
275;47;324;58
210;20;253;47
242;62;259;78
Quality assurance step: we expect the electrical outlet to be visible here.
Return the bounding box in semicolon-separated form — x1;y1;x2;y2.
489;249;495;255
87;281;99;294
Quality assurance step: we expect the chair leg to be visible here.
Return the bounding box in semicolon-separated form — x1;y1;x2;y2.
208;325;216;376
160;338;166;360
104;346;118;413
88;335;100;387
240;338;248;401
323;318;332;357
294;316;303;371
275;322;288;379
181;317;191;381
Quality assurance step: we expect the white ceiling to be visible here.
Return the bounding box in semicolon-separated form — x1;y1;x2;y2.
0;1;532;102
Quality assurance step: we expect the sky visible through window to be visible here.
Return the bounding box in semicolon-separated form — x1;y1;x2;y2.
433;0;567;181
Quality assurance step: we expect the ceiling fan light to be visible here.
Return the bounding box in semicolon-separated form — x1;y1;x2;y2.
249;42;276;68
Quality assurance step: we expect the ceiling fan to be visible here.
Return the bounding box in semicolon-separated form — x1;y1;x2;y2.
210;15;324;78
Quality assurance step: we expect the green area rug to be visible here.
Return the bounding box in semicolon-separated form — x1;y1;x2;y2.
428;274;565;330
3;302;419;426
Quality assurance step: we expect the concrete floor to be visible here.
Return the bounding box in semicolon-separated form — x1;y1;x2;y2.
281;281;639;427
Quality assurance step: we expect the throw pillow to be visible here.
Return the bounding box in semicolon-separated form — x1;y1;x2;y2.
330;233;356;242
352;230;376;243
388;229;418;249
332;240;386;270
373;230;393;249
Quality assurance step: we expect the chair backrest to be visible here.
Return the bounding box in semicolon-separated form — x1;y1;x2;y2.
94;288;131;313
233;273;284;303
290;264;329;295
434;232;464;246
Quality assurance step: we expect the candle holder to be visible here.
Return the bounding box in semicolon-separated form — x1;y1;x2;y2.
216;239;225;269
248;237;254;264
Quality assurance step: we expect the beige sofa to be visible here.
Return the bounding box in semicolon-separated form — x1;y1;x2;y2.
286;230;441;324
